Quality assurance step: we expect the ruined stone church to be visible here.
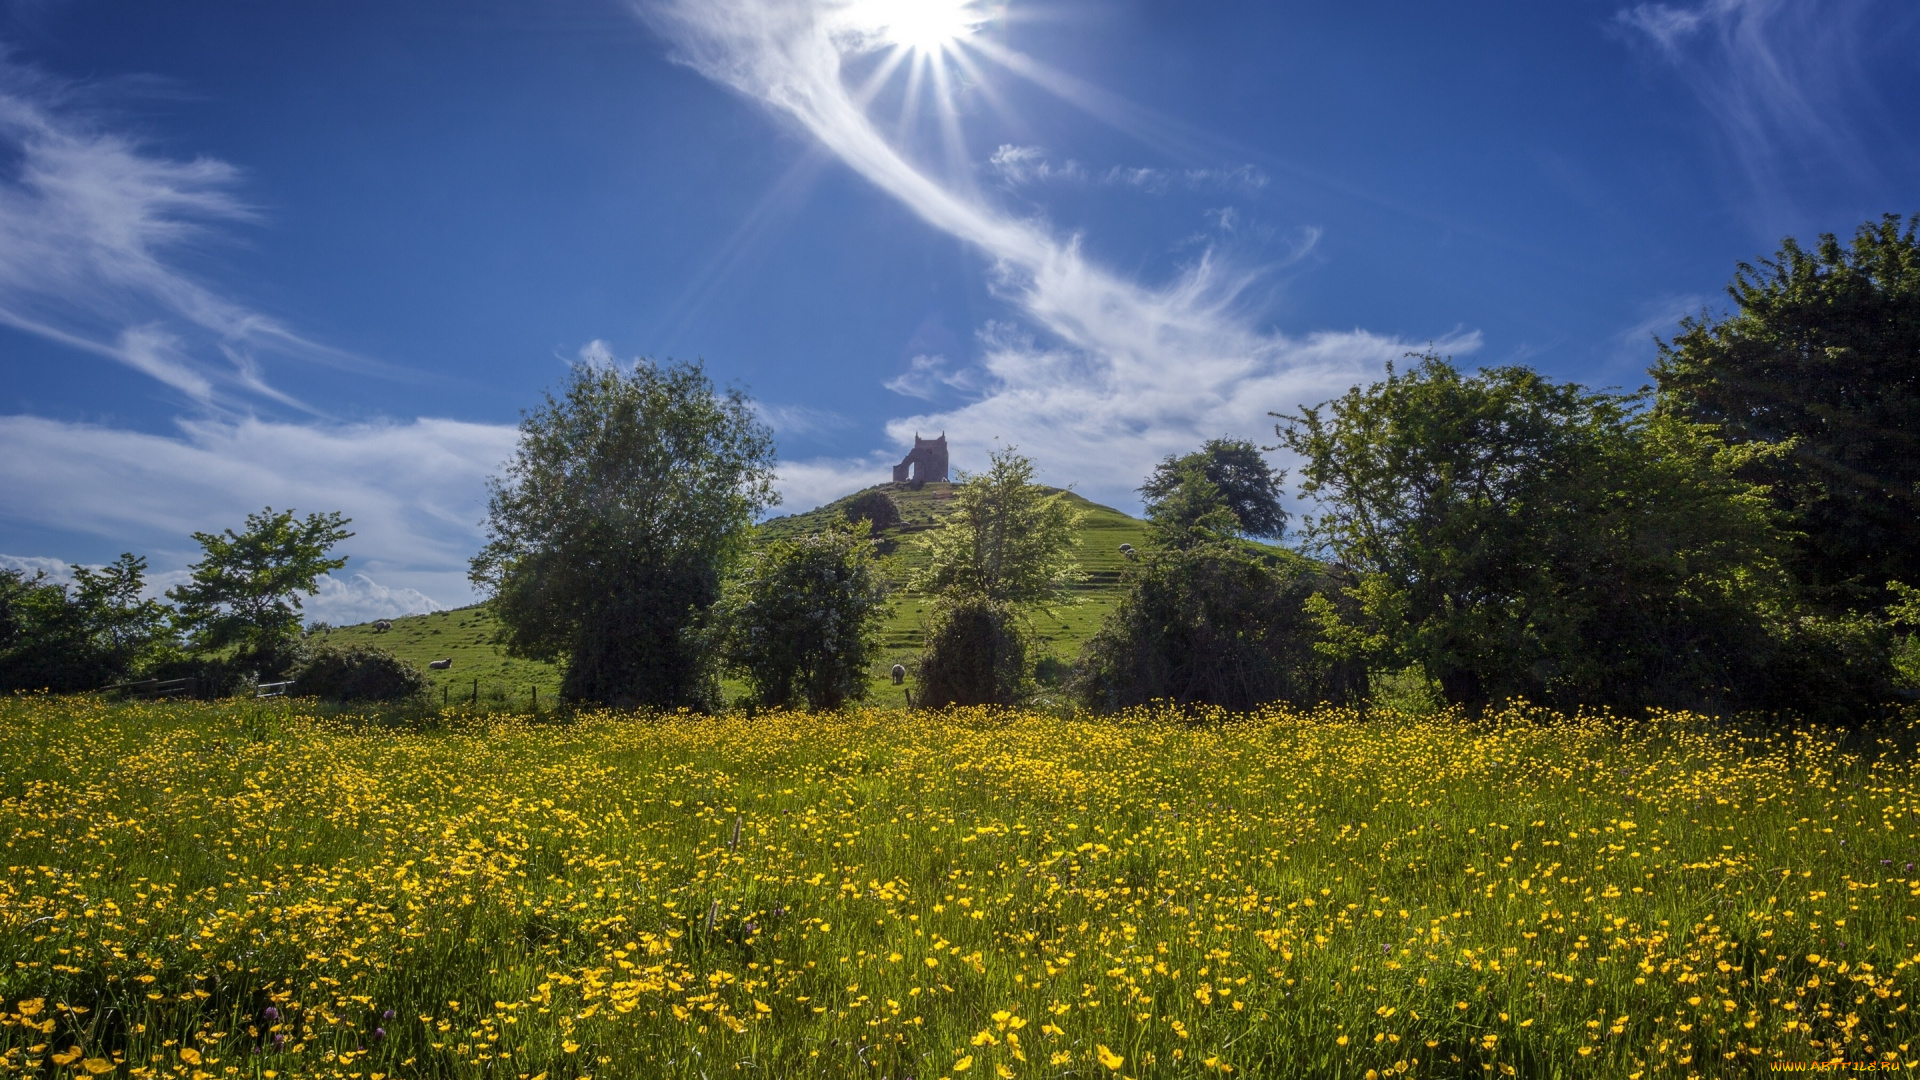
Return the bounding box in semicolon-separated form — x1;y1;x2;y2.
891;433;949;485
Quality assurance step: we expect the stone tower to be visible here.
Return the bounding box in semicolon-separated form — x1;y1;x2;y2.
890;433;949;485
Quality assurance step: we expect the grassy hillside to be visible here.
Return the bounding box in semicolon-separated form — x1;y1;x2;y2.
327;481;1154;705
324;606;562;707
765;482;1152;701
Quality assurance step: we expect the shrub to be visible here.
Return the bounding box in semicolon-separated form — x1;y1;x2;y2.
915;596;1028;708
1071;540;1363;711
711;517;889;711
294;645;429;702
844;490;901;532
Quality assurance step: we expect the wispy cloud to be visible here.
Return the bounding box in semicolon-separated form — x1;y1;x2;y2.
640;0;1436;508
989;145;1269;195
754;401;851;436
0;53;382;409
882;353;980;400
1613;0;1912;211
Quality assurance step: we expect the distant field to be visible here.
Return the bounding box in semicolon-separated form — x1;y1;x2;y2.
5;696;1915;1077
328;482;1155;705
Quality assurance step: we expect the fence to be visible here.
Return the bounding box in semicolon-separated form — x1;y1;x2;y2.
100;677;197;700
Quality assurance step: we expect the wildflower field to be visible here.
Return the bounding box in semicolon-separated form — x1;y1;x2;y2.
2;698;1918;1079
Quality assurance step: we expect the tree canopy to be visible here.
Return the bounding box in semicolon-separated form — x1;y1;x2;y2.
0;554;173;692
1275;354;1856;714
471;359;777;708
169;509;352;676
1139;437;1287;538
1654;213;1920;612
711;516;888;711
911;447;1083;607
910;448;1082;707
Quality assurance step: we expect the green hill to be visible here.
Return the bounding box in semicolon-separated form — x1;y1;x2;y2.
325;481;1152;706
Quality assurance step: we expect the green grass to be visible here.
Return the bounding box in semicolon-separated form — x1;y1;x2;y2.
325;482;1156;706
324;607;562;708
2;695;1917;1078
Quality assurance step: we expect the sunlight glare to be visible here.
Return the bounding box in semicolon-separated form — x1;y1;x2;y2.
850;0;983;54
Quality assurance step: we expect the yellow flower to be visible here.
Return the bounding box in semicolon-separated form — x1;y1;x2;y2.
562;1041;580;1054
1336;1034;1350;1047
953;1054;974;1072
15;999;45;1017
81;1059;115;1075
51;1046;84;1067
996;1065;1015;1079
1096;1044;1124;1071
179;1047;203;1066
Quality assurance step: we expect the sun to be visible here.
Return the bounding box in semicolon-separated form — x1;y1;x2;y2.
848;0;984;54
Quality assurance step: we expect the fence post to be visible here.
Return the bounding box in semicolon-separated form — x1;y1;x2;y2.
471;678;478;705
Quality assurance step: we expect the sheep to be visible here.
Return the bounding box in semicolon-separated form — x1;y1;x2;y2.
429;658;452;670
1118;543;1137;560
891;664;907;685
373;619;393;632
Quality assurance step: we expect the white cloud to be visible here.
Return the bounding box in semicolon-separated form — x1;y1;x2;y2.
0;413;519;607
0;53;380;409
303;572;445;625
988;144;1268;195
771;452;899;513
642;0;1439;509
0;553;77;583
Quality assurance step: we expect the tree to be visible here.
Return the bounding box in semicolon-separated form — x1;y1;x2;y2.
0;555;173;692
711;516;889;710
912;448;1082;606
1654;214;1920;612
1276;355;1866;715
910;448;1082;707
1139;437;1287;538
169;509;352;678
471;359;777;708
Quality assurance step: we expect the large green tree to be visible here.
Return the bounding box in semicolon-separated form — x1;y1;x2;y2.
711;516;888;711
471;360;777;708
910;448;1082;707
1654;213;1920;612
1277;355;1872;715
170;509;352;678
1138;437;1287;538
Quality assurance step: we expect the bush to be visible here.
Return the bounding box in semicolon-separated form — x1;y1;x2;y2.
844;490;901;532
294;645;429;702
1071;541;1364;711
915;596;1029;708
711;517;889;711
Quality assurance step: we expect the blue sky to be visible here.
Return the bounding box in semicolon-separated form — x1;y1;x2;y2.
1;0;1916;620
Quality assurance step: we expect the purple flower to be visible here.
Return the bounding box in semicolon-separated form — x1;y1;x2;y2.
381;1009;395;1020
272;1034;286;1048
372;1028;387;1042
263;1006;280;1022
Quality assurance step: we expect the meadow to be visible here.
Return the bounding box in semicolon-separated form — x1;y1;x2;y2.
2;696;1917;1079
